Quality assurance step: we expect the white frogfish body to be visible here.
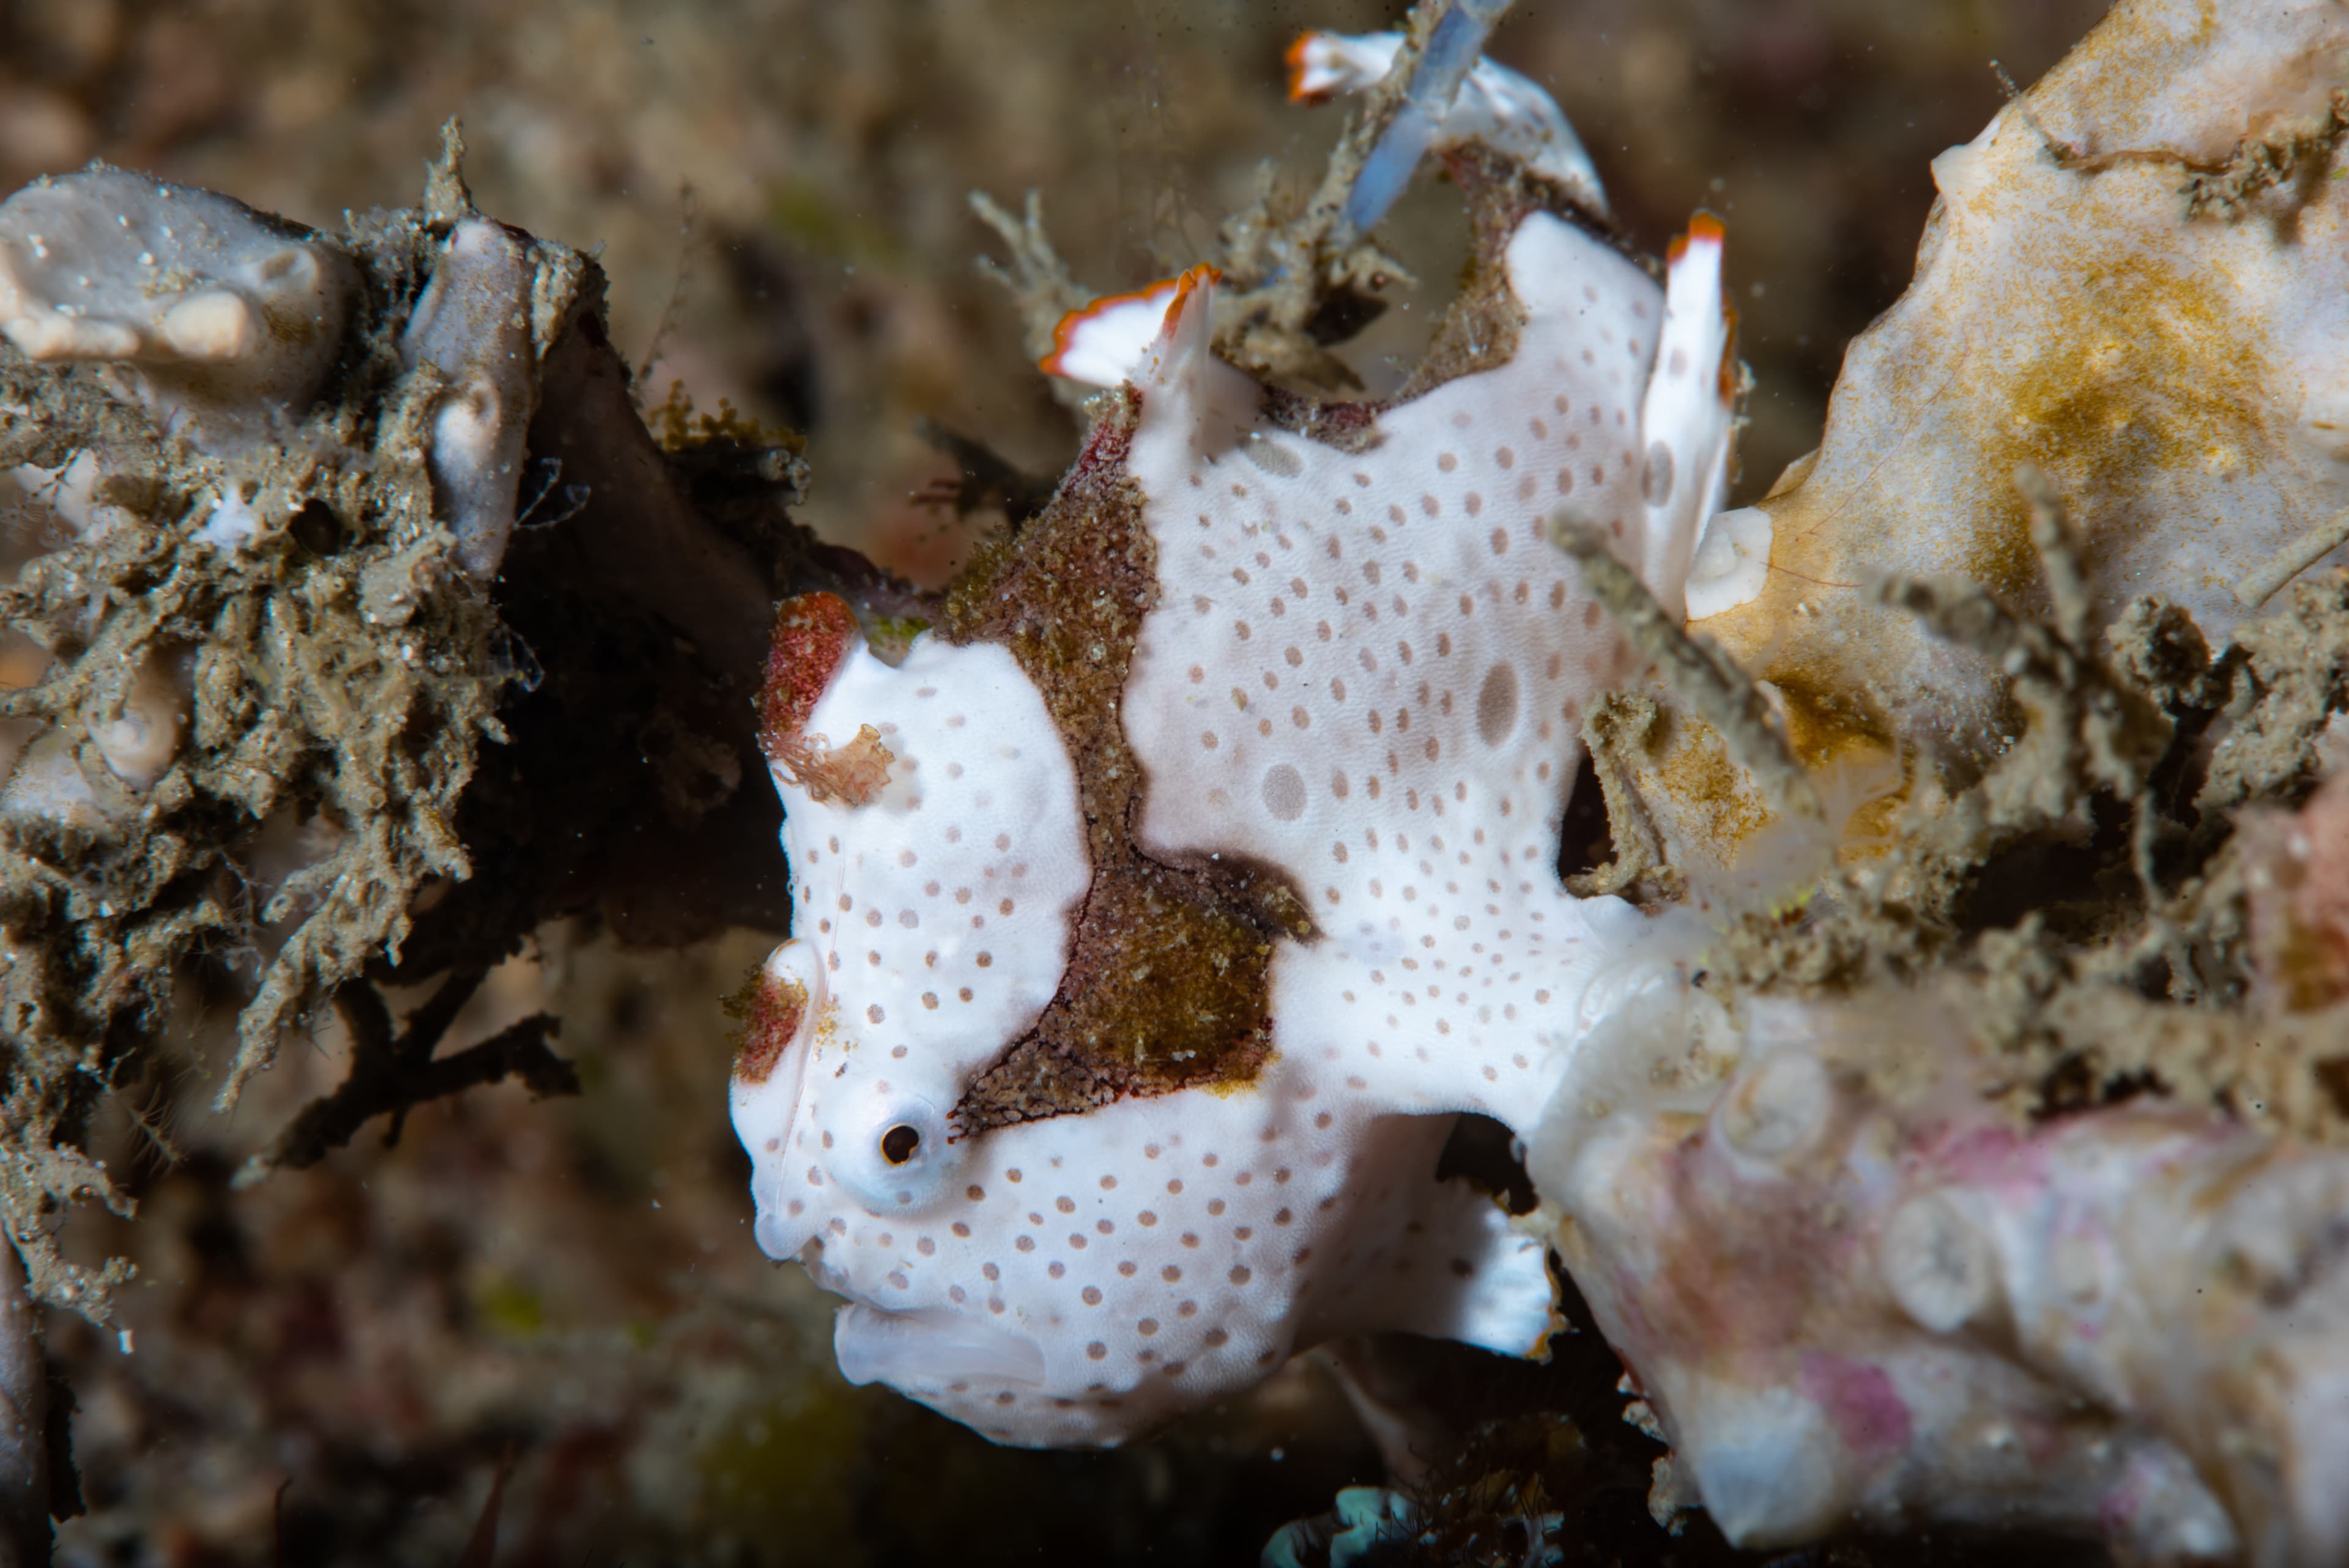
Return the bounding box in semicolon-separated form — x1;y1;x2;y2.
729;599;1560;1447
730;137;1738;1451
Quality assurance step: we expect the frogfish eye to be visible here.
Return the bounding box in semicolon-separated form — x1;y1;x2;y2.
835;1098;951;1210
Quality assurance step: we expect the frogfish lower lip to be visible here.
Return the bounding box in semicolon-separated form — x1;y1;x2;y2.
833;1302;1049;1389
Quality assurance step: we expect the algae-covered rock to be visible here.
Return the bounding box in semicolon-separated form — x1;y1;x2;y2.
1693;0;2349;776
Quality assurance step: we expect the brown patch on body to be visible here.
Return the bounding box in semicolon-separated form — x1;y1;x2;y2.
943;393;1302;1132
1261;386;1384;455
1389;146;1641;409
1388;147;1538;407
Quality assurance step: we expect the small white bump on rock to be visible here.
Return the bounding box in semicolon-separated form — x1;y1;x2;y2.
399;218;538;577
0;730;103;829
80;648;188;792
1717;1050;1833;1164
1879;1191;1998;1334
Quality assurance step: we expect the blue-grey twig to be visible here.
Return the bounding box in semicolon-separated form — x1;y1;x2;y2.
1332;0;1516;250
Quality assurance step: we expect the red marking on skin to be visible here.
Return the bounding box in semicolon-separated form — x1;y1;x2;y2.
761;592;858;759
1042;279;1168;376
1071;388;1139;478
760;592;893;805
1310;400;1382;433
1664;216;1723;267
1799;1352;1912;1467
1285;32;1330;105
734;970;808;1085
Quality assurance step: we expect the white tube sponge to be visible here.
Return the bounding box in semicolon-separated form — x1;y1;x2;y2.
1529;996;2349;1564
0;166;359;448
398;218;537;578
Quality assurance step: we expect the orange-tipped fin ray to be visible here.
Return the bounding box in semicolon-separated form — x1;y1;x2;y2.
1041;264;1222;388
1285;31;1396;105
1660;212;1735;407
1637;210;1742;616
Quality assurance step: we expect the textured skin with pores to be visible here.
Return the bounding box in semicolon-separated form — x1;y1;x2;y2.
732;627;1093;1263
1123;212;1717;1129
731;203;1737;1447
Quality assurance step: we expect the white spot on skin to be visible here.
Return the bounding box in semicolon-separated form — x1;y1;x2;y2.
1263;764;1308;821
1642;439;1675;507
